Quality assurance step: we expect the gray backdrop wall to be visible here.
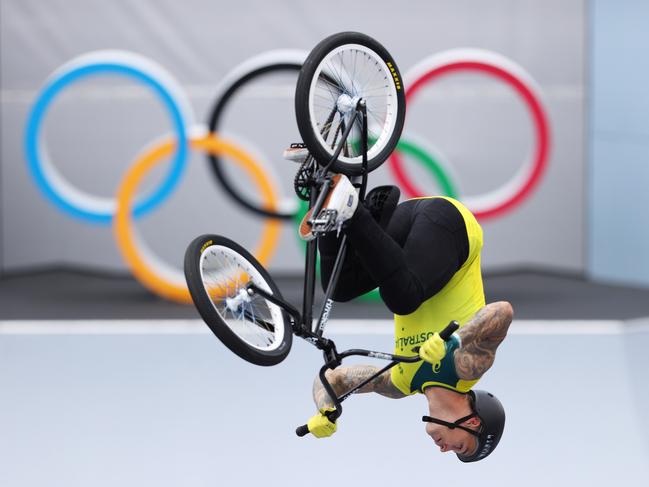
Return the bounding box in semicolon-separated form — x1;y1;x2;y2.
0;0;585;275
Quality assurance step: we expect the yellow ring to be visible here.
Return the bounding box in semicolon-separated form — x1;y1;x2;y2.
114;133;282;304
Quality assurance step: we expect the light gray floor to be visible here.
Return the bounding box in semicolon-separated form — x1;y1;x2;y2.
1;320;648;487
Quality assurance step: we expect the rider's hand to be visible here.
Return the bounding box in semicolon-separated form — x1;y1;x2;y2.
418;332;447;368
307;408;337;438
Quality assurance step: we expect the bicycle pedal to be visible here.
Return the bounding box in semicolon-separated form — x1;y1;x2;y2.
284;143;310;163
309;208;338;234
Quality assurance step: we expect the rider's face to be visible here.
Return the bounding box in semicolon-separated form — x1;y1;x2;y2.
425;422;478;456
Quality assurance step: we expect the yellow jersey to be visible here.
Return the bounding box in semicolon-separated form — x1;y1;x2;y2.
391;197;485;395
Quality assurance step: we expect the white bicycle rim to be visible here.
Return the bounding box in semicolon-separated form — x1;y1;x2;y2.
308;43;399;165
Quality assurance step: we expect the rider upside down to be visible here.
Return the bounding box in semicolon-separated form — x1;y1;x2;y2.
299;173;513;462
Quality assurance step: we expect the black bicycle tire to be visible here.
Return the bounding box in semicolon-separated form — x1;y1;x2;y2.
184;234;292;366
295;32;406;176
207;63;302;220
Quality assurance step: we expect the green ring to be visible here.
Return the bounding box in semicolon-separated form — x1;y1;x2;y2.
393;138;458;199
293;136;459;303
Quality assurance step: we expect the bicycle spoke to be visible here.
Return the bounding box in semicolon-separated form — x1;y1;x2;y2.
199;244;284;351
298;33;404;171
316;77;342;104
317;74;344;93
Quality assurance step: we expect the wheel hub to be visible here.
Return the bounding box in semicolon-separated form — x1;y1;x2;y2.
225;288;252;312
336;93;360;114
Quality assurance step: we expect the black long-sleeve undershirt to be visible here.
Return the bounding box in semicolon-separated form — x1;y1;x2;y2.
319;198;469;315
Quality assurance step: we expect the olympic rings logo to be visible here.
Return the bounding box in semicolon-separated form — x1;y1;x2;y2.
24;50;284;303
24;48;551;303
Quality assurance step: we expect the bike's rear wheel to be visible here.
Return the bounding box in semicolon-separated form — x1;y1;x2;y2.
295;31;406;175
184;234;292;366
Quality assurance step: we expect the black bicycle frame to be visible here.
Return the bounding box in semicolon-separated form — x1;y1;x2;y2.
247;99;433;430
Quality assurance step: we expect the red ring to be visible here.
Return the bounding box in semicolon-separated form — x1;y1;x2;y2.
389;61;550;220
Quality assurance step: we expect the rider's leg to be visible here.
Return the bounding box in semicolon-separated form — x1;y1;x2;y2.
317;185;400;300
322;198;469;315
318;232;377;301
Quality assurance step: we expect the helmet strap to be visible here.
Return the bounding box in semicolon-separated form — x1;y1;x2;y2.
421;414;480;437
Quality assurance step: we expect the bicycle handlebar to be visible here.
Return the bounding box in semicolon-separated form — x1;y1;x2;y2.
295;320;460;437
411;320;459;354
440;320;460;340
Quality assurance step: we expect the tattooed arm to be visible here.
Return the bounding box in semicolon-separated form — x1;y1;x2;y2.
454;301;513;381
312;366;406;410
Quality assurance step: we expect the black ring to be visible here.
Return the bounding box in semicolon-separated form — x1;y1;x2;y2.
207;63;303;220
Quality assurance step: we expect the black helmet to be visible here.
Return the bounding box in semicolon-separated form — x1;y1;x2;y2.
422;390;505;462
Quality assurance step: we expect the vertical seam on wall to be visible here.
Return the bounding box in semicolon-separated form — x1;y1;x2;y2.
583;0;592;280
0;43;4;278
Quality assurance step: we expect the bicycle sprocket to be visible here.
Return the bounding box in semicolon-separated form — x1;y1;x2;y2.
294;155;317;201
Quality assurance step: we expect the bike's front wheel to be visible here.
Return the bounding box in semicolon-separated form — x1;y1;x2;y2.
184;234;292;366
295;31;406;175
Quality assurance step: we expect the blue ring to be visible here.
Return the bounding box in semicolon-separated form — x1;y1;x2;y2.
25;62;189;224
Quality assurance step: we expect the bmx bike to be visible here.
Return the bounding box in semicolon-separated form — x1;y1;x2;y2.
184;32;457;436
